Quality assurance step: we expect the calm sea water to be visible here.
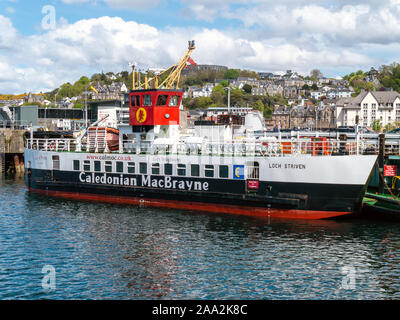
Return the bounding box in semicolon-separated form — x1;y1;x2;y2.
0;177;399;300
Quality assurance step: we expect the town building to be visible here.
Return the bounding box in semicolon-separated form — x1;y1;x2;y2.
265;84;283;97
271;105;291;129
283;86;298;99
290;104;316;129
335;90;400;127
91;82;128;101
251;87;266;96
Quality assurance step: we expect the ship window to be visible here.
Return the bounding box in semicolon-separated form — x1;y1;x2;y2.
177;164;186;176
219;165;229;178
169;95;179;106
164;163;173;175
83;160;90;172
204;165;214;178
143;95;152;106
156;95;168;106
130;95;140;107
94;161;101;172
127;162;135;174
105;161;112;173
140;162;147;174
52;155;60;170
116;161;123;173
246;162;259;179
73;160;80;171
152;163;160;175
191;164;200;177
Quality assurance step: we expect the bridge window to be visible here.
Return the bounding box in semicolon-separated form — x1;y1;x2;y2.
143;95;152;106
94;161;101;172
127;162;135;174
156;95;168;106
164;163;173;175
191;164;199;177
152;163;160;175
205;165;214;178
219;165;229;178
177;164;186;176
73;160;80;171
130;95;140;107
169;95;180;106
116;161;123;173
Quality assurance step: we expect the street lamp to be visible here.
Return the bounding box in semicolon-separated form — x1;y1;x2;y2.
48;88;60;128
224;87;231;114
84;86;90;128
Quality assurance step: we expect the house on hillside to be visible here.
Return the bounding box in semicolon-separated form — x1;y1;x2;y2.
335;90;400;127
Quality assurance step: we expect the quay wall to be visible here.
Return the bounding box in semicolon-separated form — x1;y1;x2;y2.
0;128;26;177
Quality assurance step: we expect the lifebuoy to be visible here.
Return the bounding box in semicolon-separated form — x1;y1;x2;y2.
48;141;56;151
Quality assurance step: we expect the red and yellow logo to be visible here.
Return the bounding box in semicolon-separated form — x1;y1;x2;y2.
136;107;147;123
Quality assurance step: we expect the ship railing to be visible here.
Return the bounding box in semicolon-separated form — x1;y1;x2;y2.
25;136;386;157
27;138;78;152
126;138;365;157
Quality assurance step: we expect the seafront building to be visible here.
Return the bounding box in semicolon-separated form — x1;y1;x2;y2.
336;90;400;127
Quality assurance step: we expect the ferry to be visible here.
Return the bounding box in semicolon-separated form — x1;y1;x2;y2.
24;41;377;219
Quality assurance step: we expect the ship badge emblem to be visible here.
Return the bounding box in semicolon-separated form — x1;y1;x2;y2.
136;107;147;123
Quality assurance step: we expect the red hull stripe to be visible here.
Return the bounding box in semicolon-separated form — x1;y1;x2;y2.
29;188;352;220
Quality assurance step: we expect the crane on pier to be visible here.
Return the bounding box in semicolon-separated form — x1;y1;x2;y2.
131;40;196;90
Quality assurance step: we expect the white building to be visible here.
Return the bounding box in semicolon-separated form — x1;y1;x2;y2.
336;90;400;127
310;91;322;100
326;88;352;99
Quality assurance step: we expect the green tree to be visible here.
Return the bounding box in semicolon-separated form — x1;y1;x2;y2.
230;88;244;105
385;122;396;132
263;106;273;119
73;102;84;109
197;96;213;109
372;119;382;132
251;99;264;111
224;69;240;80
239;70;259;79
242;84;252;94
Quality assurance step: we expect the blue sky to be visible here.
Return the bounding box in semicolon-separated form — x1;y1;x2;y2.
1;0;400;93
0;0;239;35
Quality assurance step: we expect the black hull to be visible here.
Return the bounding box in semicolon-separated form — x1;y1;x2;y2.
26;168;367;219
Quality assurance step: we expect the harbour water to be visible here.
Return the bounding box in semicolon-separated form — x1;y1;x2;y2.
0;177;399;300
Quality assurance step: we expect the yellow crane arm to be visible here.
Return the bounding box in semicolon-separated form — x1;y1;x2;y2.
138;40;196;90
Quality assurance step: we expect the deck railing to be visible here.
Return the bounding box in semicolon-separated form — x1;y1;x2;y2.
25;135;384;157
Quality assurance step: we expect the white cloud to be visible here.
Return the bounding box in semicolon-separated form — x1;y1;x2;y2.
0;15;379;94
6;7;15;14
222;2;400;47
0;15;17;49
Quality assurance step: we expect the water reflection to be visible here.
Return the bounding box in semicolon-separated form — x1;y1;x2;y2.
0;177;399;299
